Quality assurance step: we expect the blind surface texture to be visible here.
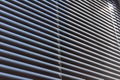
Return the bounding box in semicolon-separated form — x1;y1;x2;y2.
0;0;120;80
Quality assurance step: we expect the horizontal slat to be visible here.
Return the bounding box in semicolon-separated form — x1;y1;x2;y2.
0;64;60;80
0;72;32;80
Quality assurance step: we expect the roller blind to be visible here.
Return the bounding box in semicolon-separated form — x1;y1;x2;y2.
0;0;120;80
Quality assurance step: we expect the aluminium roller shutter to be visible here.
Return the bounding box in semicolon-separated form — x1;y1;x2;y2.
0;0;120;80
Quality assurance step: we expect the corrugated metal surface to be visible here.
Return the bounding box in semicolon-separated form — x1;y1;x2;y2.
0;0;120;80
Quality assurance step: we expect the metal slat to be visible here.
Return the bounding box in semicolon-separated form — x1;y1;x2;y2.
0;72;32;80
